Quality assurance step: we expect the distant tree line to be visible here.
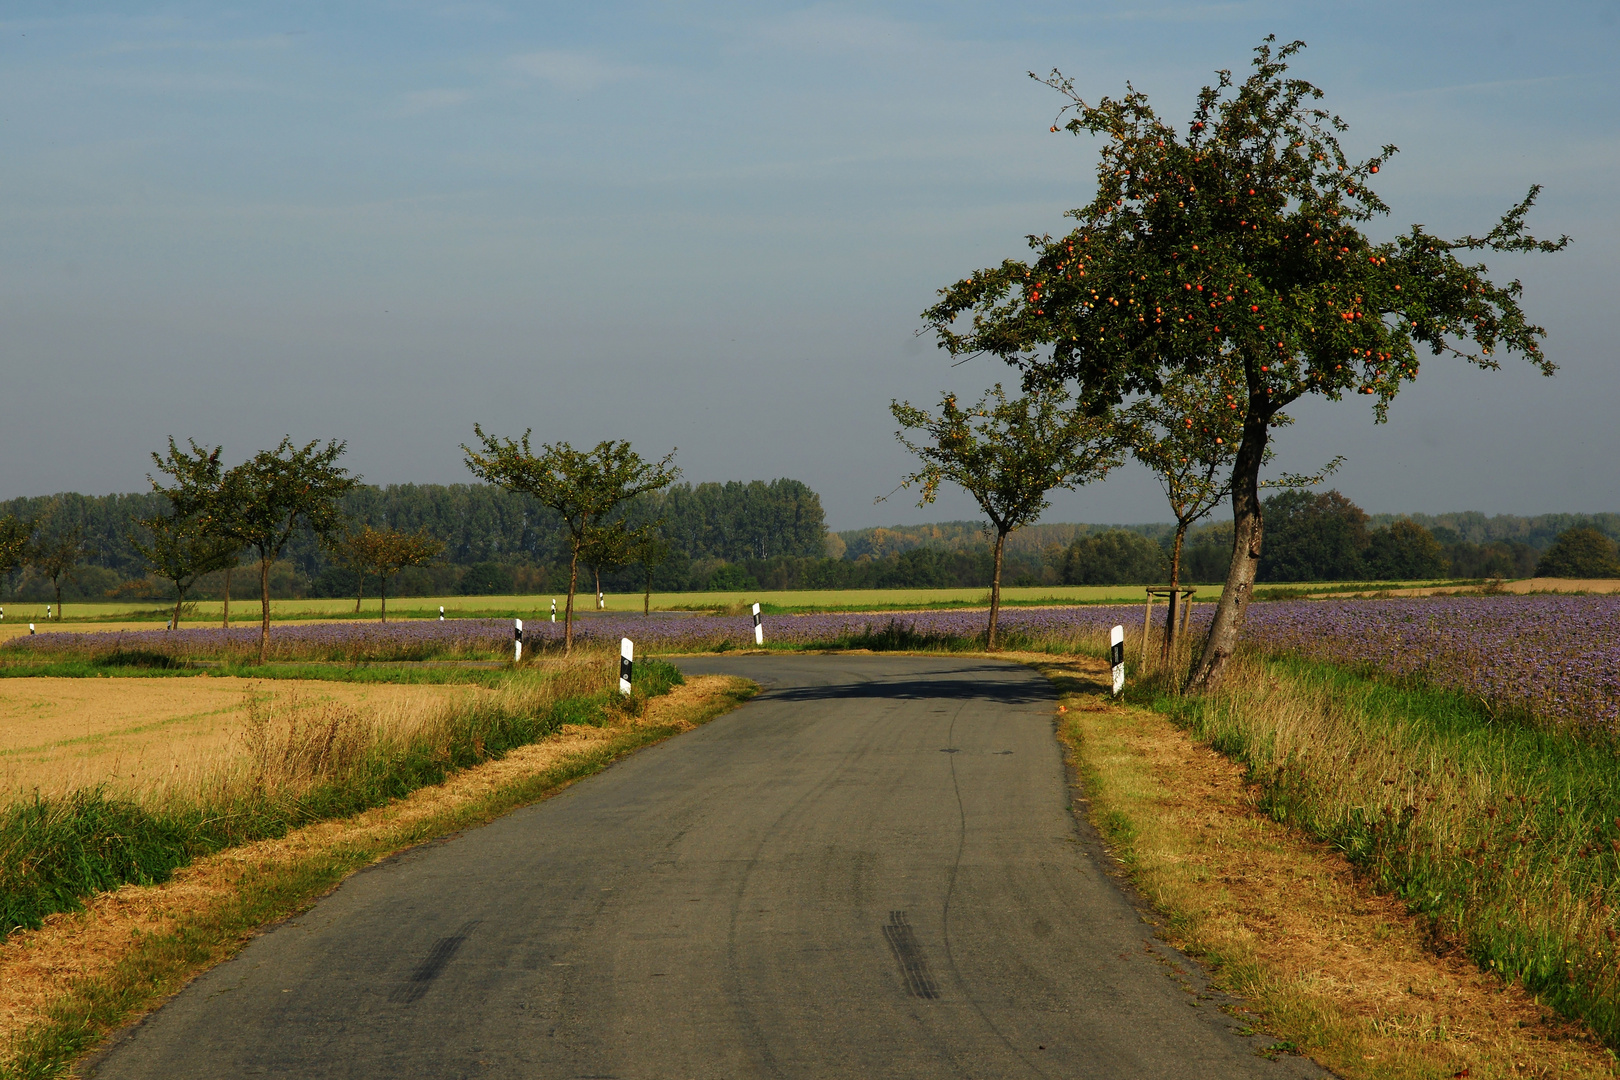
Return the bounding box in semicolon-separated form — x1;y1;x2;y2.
0;478;833;603
2;477;1615;605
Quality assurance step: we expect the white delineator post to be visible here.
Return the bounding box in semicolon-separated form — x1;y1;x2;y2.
619;637;633;696
550;598;557;623
752;602;763;646
513;618;524;663
598;590;605;611
439;606;445;621
1109;624;1126;697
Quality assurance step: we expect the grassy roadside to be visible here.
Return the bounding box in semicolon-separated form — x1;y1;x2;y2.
0;658;685;937
0;675;757;1079
1030;654;1616;1079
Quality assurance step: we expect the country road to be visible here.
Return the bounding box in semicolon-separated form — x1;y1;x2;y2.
87;655;1324;1079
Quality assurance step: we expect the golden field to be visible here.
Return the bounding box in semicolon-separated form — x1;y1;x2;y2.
0;677;486;802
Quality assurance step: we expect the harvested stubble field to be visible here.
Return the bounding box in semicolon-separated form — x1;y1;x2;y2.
0;677;487;801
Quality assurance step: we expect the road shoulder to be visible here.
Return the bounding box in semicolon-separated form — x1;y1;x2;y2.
1023;653;1616;1080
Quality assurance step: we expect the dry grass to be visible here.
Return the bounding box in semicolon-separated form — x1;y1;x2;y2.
0;677;486;802
1032;654;1617;1079
0;673;753;1070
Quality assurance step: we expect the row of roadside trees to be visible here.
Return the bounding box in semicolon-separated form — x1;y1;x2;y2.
886;37;1565;689
0;430;685;662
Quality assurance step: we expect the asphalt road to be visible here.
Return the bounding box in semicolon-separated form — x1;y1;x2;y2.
88;655;1324;1079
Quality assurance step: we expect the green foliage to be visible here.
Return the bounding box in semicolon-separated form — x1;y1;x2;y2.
131;510;241;626
1062;529;1170;585
462;431;679;650
1363;519;1448;580
637;479;826;562
27;504;86;617
0;792;195;934
0;515;32;586
461;561;515;595
922;37;1566;687
1257;489;1369;582
1536;527;1620;579
889;382;1123;649
151;437;359;661
344;525;443;621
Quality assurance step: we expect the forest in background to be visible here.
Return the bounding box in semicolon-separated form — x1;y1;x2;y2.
2;479;1615;603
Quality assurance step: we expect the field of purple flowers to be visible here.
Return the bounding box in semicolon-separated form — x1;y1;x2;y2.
1241;595;1620;732
6;595;1614;729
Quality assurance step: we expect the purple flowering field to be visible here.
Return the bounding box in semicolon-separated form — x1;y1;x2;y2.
6;595;1615;728
1241;595;1620;731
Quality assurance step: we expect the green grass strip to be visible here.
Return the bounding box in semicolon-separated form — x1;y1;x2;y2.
1131;654;1620;1049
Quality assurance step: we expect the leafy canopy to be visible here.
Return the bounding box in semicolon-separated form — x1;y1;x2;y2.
463;429;678;650
890;384;1122;537
924;37;1568;426
462;429;680;544
132;511;240;623
216;438;359;560
0;516;33;581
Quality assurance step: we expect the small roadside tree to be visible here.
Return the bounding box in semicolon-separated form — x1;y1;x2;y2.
132;511;242;629
214;438;360;662
0;515;33;600
578;521;634;613
327;528;375;614
1122;367;1246;655
462;430;679;653
28;506;84;620
350;525;443;622
147;439;244;630
628;526;671;615
923;38;1567;690
888;383;1122;650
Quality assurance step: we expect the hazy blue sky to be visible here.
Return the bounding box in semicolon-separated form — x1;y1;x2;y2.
2;1;1614;528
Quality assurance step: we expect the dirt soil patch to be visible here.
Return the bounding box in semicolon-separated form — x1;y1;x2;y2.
0;677;485;798
1029;653;1616;1080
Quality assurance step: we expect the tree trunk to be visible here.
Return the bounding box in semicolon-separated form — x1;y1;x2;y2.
594;566;602;610
172;586;185;630
1162;523;1188;661
986;529;1007;651
258;555;272;664
564;548;579;655
380;573;388;623
223;567;231;629
53;577;63;620
355;567;365;614
1187;405;1270;693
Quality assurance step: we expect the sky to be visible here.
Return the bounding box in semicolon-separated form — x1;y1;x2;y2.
1;1;1615;529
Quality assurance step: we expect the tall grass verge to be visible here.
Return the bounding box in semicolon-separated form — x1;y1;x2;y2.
1130;647;1620;1048
0;657;684;938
